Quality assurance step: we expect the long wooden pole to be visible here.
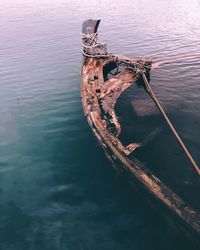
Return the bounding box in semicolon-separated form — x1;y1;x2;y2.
142;73;200;176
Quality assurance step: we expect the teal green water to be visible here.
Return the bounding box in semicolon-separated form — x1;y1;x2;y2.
0;1;200;249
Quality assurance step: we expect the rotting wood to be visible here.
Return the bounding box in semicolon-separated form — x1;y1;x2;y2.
80;19;200;236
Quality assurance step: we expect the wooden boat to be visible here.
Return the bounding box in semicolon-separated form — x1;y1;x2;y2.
80;19;200;238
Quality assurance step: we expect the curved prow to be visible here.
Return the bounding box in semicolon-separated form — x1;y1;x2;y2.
82;19;101;35
81;19;107;57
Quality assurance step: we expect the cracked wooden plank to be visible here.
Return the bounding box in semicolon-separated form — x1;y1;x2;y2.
80;19;200;238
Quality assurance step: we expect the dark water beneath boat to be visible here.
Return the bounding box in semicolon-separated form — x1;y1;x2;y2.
0;0;200;249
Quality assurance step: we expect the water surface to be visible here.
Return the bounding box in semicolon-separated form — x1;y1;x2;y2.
0;0;200;249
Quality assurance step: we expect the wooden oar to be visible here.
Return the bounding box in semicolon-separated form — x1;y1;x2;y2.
142;73;200;176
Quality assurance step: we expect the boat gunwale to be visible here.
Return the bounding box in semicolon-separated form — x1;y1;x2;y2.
80;55;200;235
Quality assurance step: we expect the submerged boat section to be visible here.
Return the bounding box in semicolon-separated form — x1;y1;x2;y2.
80;19;200;236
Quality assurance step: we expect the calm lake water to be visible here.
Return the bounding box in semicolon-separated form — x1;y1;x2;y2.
0;0;200;249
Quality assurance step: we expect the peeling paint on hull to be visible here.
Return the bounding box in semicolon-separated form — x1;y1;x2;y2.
80;20;200;238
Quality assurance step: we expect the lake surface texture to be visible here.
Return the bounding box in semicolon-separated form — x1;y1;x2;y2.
0;1;200;249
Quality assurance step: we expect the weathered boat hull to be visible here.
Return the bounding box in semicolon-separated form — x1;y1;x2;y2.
80;20;200;241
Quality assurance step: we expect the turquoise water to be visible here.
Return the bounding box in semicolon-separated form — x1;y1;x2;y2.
0;0;200;249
